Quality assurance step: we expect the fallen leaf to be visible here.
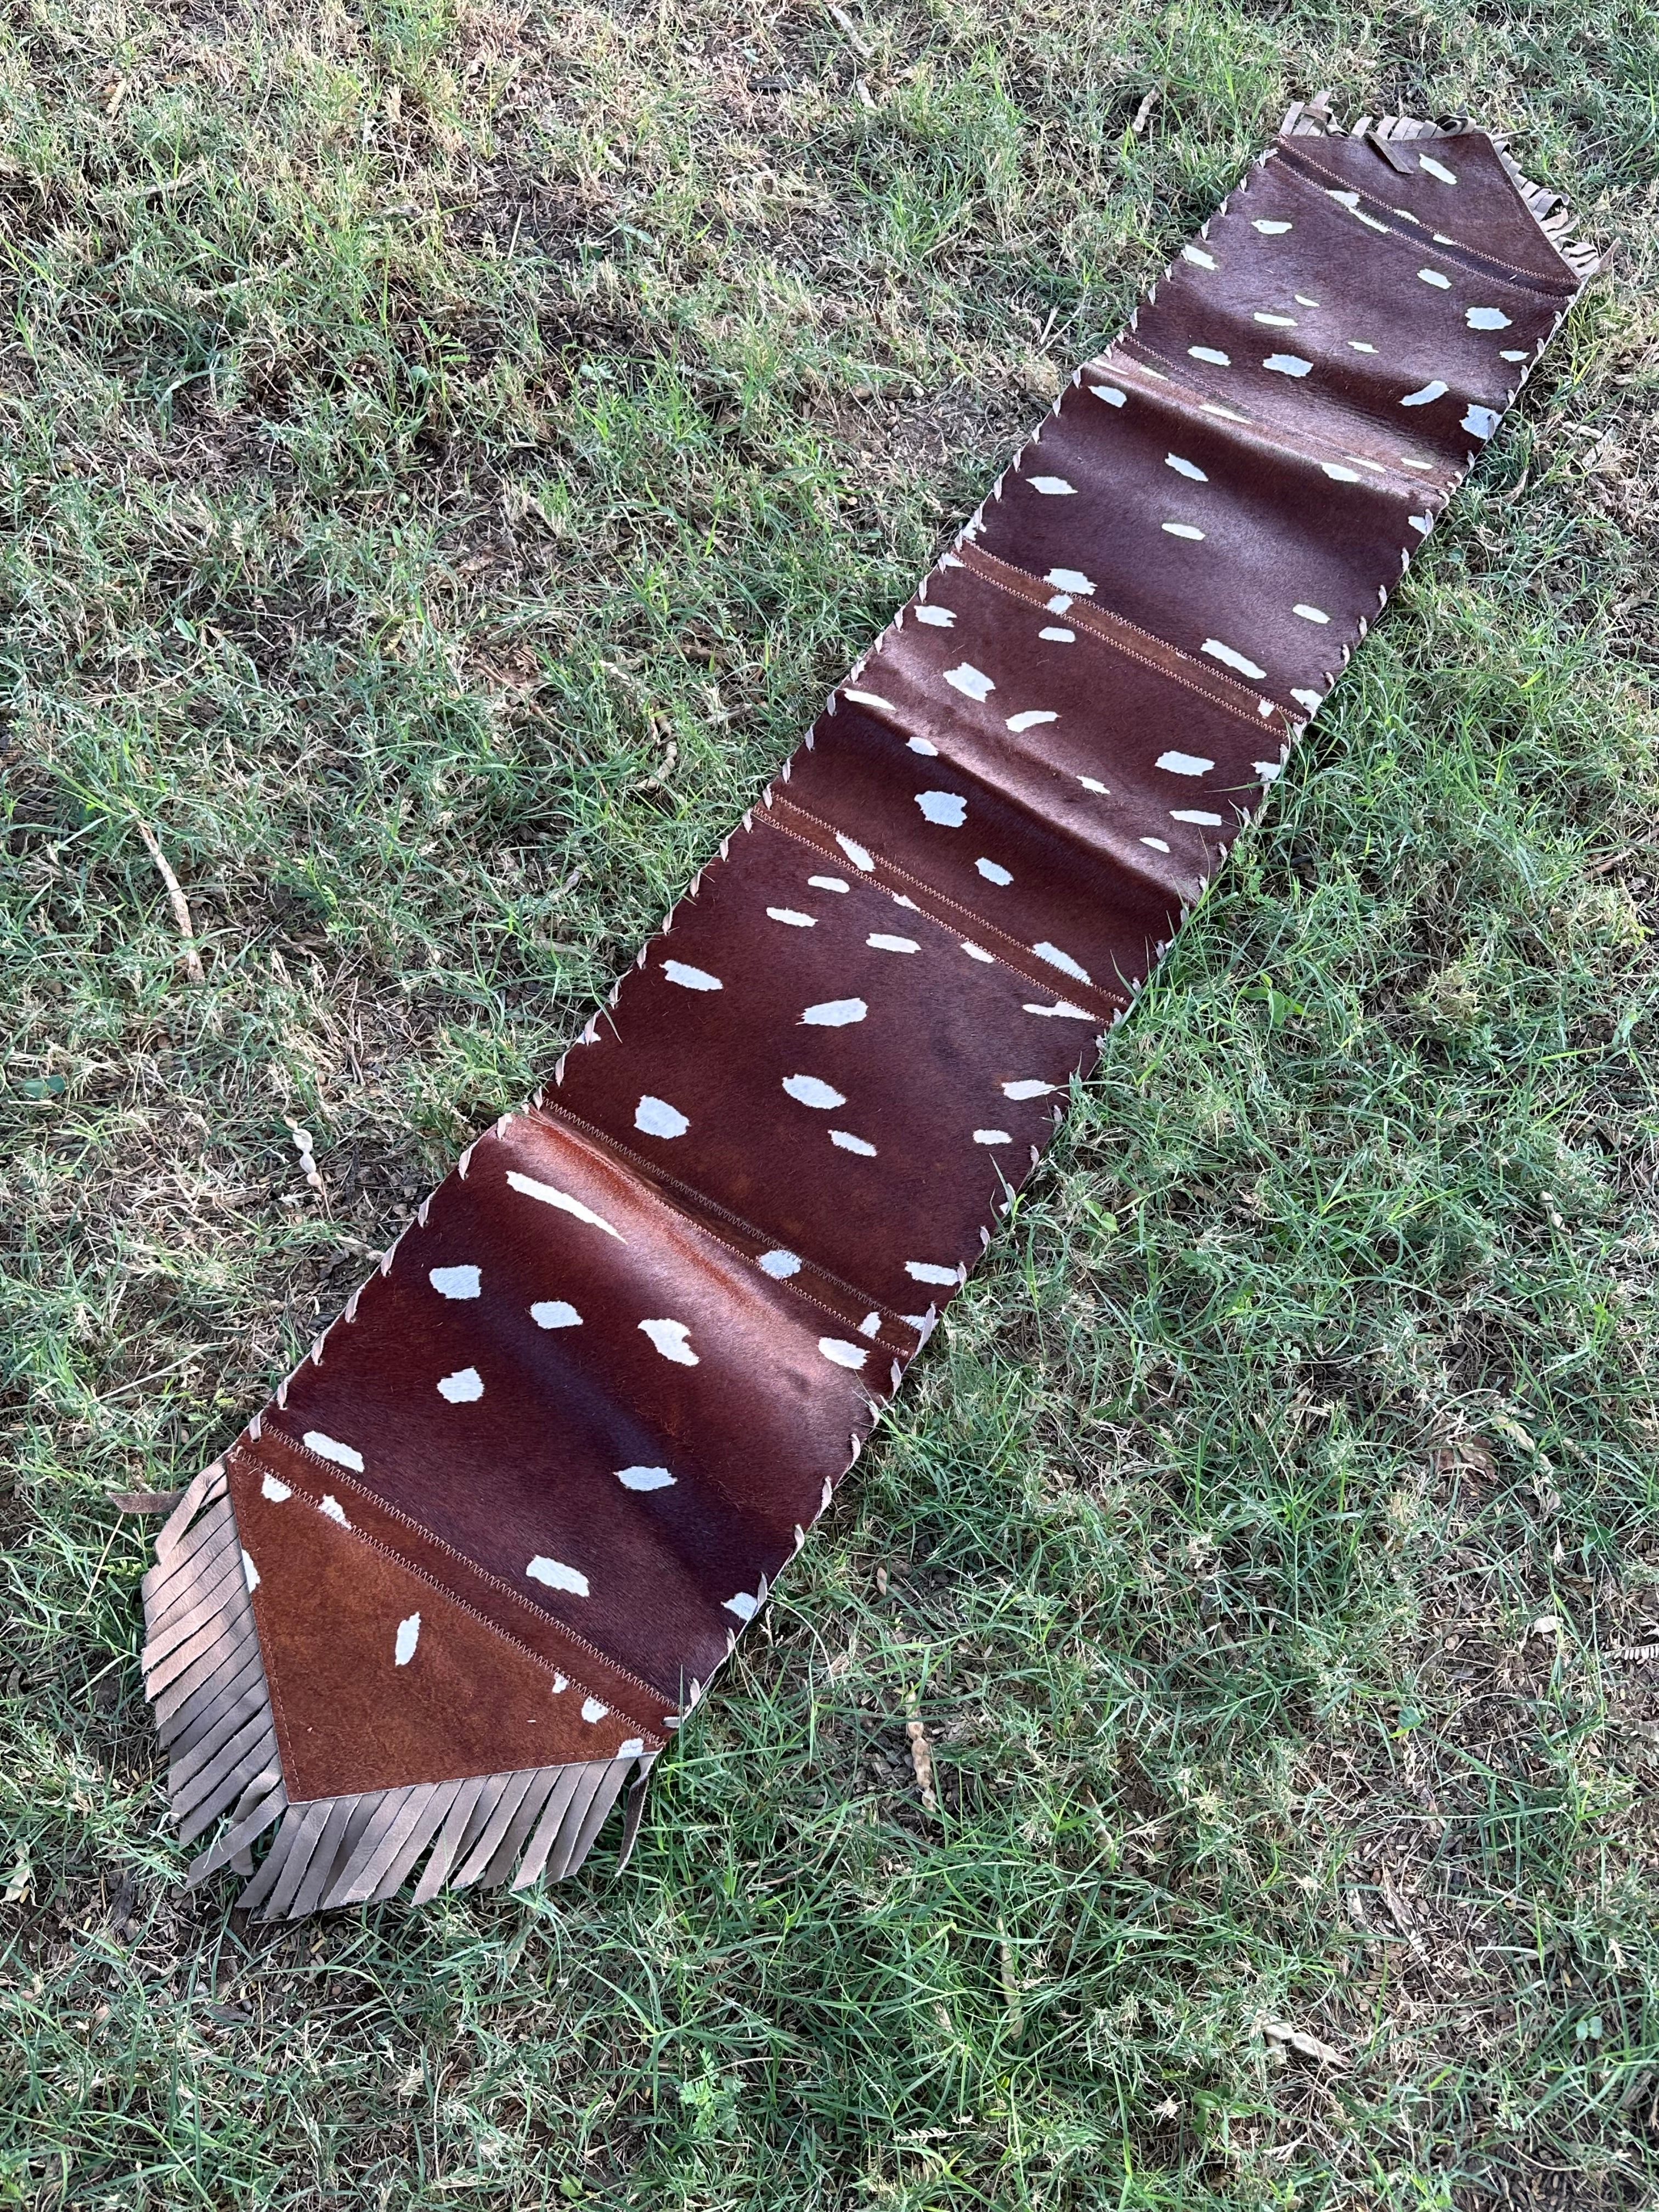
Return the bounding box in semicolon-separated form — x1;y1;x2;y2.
1262;2019;1346;2067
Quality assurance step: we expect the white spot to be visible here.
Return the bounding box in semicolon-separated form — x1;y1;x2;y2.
1046;593;1073;613
1419;153;1458;184
1255;761;1282;781
1171;809;1224;826
1090;383;1127;405
836;835;875;872
1347;340;1377;353
438;1365;484;1403
429;1265;481;1300
974;1127;1011;1145
394;1613;421;1666
859;1312;881;1336
1417;267;1452;290
844;689;895;712
907;736;939;755
663;960;722;991
867;933;918;953
1408;512;1432;534
1189;346;1231;365
1028;475;1077;496
1295;295;1320;307
1040;625;1075;641
1291;688;1324;713
617;1464;676;1490
319;1496;348;1526
1162;522;1205;540
1002;1079;1057;1101
1353;208;1390;233
783;1074;847;1109
1201;639;1267;680
261;1473;292;1503
527;1556;590;1597
617;1738;645;1758
639;1319;698;1366
635;1095;690;1138
1007;710;1059;733
976;857;1013;885
1077;775;1109;794
1466;306;1512;330
303;1430;364;1474
1044;568;1095;594
1262;354;1313;377
1165;453;1207;481
810;874;850;893
916;789;967;826
830;1129;877;1156
1327;189;1359;207
1252;219;1292;234
505;1172;625;1243
768;906;816;927
1182;245;1217;268
915;604;956;627
1141;837;1171;853
1499;349;1528;362
1254;313;1297;327
819;1336;869;1369
1024;1000;1092;1020
1462;404;1499;439
241;1549;260;1592
961;940;994;961
531;1300;583;1329
758;1249;801;1278
1157;749;1213;776
943;663;995;702
723;1592;759;1622
1321;462;1363;482
1401;380;1448;407
1292;603;1330;624
1033;940;1091;984
802;997;866;1027
581;1696;608;1722
551;1674;567;1694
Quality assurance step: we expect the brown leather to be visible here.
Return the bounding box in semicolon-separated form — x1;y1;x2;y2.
147;113;1593;1841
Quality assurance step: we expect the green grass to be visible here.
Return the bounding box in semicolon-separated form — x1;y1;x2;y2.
3;0;1658;2204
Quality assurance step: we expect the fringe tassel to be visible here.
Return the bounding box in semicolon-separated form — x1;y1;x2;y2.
142;1455;654;1916
212;1753;650;1918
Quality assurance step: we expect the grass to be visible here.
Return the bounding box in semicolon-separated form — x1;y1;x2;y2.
2;0;1657;2203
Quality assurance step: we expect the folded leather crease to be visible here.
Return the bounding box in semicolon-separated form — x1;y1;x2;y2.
139;104;1597;1916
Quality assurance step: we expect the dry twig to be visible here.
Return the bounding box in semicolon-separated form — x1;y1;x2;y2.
134;820;204;983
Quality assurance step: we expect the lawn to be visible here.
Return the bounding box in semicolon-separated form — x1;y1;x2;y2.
2;0;1658;2204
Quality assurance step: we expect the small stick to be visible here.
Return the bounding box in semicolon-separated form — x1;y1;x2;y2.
826;2;871;57
134;820;205;983
905;1705;936;1815
1131;86;1159;137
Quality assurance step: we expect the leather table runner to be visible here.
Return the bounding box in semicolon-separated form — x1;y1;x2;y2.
141;103;1596;1917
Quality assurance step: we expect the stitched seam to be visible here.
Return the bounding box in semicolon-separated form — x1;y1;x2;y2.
758;801;1136;1013
954;543;1288;730
1270;145;1579;294
1108;337;1449;497
234;1434;672;1719
527;1099;918;1346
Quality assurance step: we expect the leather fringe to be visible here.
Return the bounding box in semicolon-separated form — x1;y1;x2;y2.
141;1461;654;1916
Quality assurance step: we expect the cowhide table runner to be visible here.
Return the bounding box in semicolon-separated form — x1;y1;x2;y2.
140;101;1596;1917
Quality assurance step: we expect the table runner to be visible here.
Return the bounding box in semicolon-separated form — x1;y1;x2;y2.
140;101;1596;1917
